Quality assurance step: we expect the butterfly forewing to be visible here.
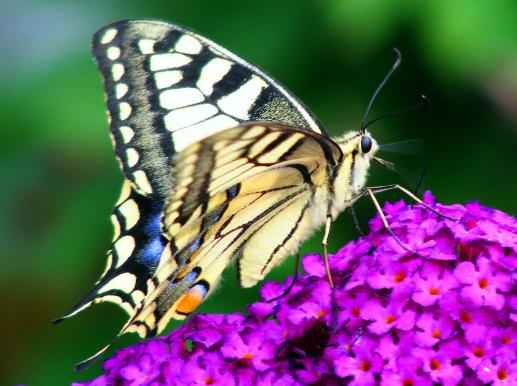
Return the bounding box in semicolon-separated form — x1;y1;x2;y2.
93;19;326;198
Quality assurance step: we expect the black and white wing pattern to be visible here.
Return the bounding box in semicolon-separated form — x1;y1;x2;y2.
58;19;329;356
94;19;326;198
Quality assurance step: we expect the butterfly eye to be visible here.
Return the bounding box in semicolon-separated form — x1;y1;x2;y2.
360;136;372;154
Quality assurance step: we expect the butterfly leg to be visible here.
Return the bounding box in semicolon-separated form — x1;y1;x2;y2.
322;215;335;289
349;205;365;236
365;184;456;221
322;215;338;330
267;252;301;303
352;183;457;251
413;158;429;196
365;188;410;251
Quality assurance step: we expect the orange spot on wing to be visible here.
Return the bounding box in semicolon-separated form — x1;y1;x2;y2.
175;287;204;315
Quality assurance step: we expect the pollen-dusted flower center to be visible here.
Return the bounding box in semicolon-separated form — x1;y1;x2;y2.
393;272;406;282
502;335;512;344
429;287;441;295
385;315;397;324
430;359;441;370
498;369;508;380
402;380;414;386
460;312;472;322
432;329;441;338
242;353;254;360
466;220;478;230
316;310;326;318
352;306;360;317
205;377;214;385
478;278;489;289
359;360;371;371
473;347;485;357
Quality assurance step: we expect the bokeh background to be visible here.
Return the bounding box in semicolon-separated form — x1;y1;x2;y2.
1;1;515;384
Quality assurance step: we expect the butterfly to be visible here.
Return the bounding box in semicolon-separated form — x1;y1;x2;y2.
56;19;438;370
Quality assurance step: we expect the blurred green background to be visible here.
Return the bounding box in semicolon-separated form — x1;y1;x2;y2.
1;0;515;384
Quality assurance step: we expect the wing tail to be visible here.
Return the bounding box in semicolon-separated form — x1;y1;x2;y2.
73;242;198;370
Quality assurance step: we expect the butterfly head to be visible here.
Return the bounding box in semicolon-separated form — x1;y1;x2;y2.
336;129;378;155
334;130;378;195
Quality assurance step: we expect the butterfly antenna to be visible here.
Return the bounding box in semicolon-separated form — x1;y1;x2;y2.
361;47;402;134
363;95;429;131
413;157;430;195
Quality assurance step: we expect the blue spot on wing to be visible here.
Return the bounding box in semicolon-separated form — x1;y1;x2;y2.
185;270;200;283
192;283;208;297
212;208;223;223
168;269;200;289
188;236;202;254
145;212;162;234
228;185;239;199
139;236;165;266
132;200;165;269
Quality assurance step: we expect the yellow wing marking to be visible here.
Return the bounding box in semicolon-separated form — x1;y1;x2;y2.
151;182;310;326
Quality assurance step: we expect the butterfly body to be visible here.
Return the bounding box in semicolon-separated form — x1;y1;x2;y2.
60;19;380;369
331;132;379;213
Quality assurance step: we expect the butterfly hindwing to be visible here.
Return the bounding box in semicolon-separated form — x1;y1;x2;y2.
93;19;326;198
73;123;341;370
110;124;342;339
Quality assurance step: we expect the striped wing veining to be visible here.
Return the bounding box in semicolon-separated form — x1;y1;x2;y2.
93;19;327;198
124;124;342;335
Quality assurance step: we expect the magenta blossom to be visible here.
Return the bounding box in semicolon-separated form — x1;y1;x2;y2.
74;193;517;385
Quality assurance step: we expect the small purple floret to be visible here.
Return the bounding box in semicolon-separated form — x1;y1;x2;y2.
75;193;517;385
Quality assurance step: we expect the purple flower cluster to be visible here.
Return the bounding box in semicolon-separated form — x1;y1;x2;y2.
76;193;517;385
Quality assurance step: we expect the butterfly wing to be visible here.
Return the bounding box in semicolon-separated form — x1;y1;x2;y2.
75;124;341;369
58;20;330;325
93;19;326;197
126;124;341;332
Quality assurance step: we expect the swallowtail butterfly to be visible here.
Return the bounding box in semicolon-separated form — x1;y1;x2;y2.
57;19;436;369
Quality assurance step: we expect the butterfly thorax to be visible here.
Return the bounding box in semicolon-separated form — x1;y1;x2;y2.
329;130;378;217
